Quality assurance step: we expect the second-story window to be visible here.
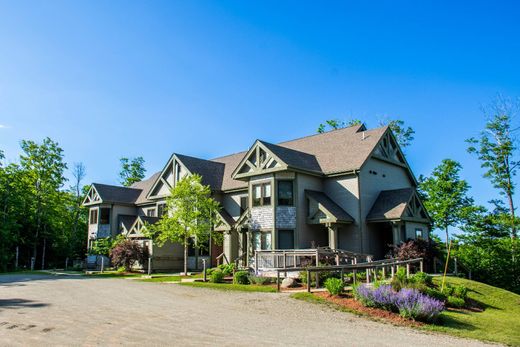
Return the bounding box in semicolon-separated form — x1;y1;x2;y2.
147;209;156;217
99;208;110;224
277;180;293;206
252;183;271;207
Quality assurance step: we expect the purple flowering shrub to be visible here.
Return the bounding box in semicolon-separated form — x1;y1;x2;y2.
353;284;444;322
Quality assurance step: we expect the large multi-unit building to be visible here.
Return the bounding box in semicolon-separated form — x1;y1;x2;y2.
83;124;430;271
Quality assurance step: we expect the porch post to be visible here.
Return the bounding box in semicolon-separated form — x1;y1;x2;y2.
392;222;401;247
328;225;338;250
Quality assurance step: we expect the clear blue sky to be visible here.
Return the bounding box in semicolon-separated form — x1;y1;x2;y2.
1;1;519;237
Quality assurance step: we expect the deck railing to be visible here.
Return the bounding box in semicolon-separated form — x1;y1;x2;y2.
254;247;372;272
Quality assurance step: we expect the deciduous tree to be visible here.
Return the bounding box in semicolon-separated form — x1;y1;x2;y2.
119;157;146;187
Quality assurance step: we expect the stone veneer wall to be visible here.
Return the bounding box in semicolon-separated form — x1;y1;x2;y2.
250;206;273;230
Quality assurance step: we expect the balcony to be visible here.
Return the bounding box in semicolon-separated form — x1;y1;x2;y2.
88;224;111;239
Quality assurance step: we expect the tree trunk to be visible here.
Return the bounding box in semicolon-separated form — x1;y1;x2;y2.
183;237;188;276
41;238;46;270
506;188;517;239
445;226;449;252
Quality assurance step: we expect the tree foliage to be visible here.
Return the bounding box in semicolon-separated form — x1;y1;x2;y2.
109;239;149;272
0;139;88;271
419;159;475;249
317;118;415;148
466;96;519;239
145;174;221;274
119;156;146;187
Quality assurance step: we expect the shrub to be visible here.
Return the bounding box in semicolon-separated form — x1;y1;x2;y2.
395;288;444;322
300;269;340;286
109;240;149;272
390;268;408;291
234;271;250;285
324;278;344;295
249;276;270;285
424;287;447;302
218;263;236;276
453;285;468;300
210;270;225;283
205;268;215;276
411;272;433;287
447;296;465;308
116;266;126;273
353;284;376;307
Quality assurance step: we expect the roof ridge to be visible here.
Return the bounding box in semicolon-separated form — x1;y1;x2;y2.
277;124;364;146
93;182;143;190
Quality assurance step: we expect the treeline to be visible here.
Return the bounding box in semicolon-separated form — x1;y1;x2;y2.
0;138;87;271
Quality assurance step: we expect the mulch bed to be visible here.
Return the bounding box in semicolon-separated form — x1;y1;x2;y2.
314;292;425;328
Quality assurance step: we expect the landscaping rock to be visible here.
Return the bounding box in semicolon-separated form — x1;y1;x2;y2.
281;277;297;288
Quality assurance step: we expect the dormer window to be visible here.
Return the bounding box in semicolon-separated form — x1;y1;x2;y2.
252;183;271;207
147;208;156;217
277;180;293;206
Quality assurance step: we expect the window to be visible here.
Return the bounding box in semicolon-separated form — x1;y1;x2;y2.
188;237;196;256
147;209;156;217
198;239;210;256
278;229;294;249
415;228;423;239
158;204;166;217
240;196;248;214
89;209;98;224
100;208;110;224
252;231;272;250
175;162;181;182
252;183;271;206
277;180;293;206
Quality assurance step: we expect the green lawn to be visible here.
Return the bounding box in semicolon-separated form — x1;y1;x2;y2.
139;275;184;282
424;276;520;346
85;271;142;278
292;277;520;346
179;281;277;293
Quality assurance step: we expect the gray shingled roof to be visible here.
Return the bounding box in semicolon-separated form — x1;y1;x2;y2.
131;171;161;205
366;187;414;221
305;190;354;223
89;124;390;205
217;208;236;228
260;141;322;173
175;154;226;190
92;183;142;205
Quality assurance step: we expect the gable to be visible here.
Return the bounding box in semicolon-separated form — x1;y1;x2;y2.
82;185;102;206
147;155;188;200
233;141;286;179
402;192;429;222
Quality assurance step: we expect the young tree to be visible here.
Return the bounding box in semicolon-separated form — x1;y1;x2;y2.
419;159;475;250
467;96;519;239
146;174;221;275
119;157;146;187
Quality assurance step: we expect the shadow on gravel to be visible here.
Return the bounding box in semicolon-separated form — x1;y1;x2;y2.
0;298;49;311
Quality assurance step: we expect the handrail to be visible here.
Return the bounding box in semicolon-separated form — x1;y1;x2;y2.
274;257;424;292
216;252;229;266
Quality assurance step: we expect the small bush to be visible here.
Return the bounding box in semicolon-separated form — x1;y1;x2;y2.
109;240;149;272
411;272;433;287
218;263;236;276
395;288;445;322
447;296;465;308
424;287;447;301
249;276;270;285
210;270;225;283
453;285;468;300
234;271;250;285
116;266;126;273
299;269;339;286
391;268;408;291
205;268;215;276
324;278;344;295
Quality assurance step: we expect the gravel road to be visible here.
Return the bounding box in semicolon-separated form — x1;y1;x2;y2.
0;273;494;346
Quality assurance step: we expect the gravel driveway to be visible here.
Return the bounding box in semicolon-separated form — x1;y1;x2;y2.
0;273;493;346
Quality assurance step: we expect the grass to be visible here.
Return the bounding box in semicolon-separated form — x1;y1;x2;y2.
423;276;520;346
179;281;277;293
292;277;520;346
85;271;142;278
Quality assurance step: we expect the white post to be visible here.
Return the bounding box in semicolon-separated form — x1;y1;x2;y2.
147;257;152;276
101;256;104;273
202;258;207;282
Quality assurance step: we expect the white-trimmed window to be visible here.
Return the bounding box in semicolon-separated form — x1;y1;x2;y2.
89;209;98;224
252;231;271;250
415;228;423;239
147;208;156;217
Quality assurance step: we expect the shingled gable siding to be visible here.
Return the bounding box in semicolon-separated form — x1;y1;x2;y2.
276;206;296;229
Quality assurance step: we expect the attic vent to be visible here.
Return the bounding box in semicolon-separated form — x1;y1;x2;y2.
362;131;366;140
